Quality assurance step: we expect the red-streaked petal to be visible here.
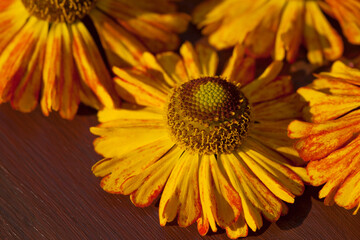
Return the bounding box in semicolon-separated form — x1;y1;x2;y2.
71;21;120;109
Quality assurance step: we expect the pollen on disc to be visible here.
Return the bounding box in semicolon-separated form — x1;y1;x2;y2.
165;76;251;154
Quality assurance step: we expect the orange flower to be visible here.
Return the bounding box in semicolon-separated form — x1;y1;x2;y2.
0;0;190;119
92;42;307;238
192;0;360;65
288;60;360;214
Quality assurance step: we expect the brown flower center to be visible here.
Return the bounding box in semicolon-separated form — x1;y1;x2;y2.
165;77;251;154
21;0;96;23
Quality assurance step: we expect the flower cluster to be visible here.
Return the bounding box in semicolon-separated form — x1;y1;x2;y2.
1;0;359;238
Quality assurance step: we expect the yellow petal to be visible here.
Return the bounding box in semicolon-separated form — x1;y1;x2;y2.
318;60;360;85
97;103;163;123
274;0;304;62
241;61;283;100
159;151;201;227
198;154;217;234
156;51;188;86
195;43;218;76
210;154;242;228
304;1;343;65
180;41;202;79
126;146;182;206
335;167;360;212
253;94;304;121
251;120;304;165
113;66;168;108
225;214;248;239
243;138;304;197
93;137;174;194
221;153;277;229
92;120;168;160
222;44;255;86
249;76;293;104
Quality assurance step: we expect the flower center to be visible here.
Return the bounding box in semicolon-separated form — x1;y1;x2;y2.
21;0;96;23
166;77;251;154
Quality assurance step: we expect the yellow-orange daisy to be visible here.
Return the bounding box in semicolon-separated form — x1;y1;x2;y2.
193;0;360;65
92;41;307;238
0;0;190;119
288;60;360;214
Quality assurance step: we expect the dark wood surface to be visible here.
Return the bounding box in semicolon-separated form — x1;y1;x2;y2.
1;103;360;240
2;1;360;239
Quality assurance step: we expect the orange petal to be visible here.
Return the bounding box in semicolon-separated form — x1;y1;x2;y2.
0;17;47;112
90;9;146;67
71;21;120;109
41;23;79;119
297;87;360;122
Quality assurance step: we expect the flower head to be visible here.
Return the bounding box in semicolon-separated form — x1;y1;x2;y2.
92;41;307;238
193;0;360;65
288;60;360;214
0;0;190;119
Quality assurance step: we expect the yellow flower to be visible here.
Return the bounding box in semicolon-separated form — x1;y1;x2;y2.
192;0;360;65
0;0;190;119
288;60;360;215
92;41;307;238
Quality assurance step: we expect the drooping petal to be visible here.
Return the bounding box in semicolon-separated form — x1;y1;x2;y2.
244;0;285;58
41;23;79;119
90;8;146;67
0;0;28;53
274;0;304;62
159;151;201;227
304;1;343;65
326;0;360;44
96;0;190;52
71;21;120;109
334;167;360;213
0;17;47;112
